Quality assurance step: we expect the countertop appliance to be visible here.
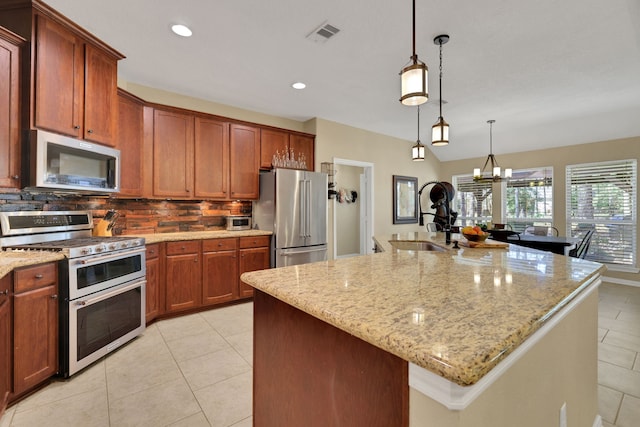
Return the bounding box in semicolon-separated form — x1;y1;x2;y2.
0;211;145;377
226;215;251;231
253;168;327;267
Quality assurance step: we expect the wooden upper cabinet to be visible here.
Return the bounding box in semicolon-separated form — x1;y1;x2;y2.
83;43;118;145
289;134;315;171
0;7;123;147
116;90;145;197
153;108;194;198
0;28;23;189
260;129;289;169
34;14;84;139
260;129;315;171
194;116;229;199
229;124;260;199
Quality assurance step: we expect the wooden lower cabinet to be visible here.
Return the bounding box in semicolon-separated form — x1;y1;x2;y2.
12;263;58;398
202;239;238;306
145;243;163;323
155;236;270;321
165;241;201;313
0;275;11;417
238;236;271;298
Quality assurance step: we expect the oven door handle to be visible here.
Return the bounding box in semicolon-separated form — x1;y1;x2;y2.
76;247;146;265
75;280;146;306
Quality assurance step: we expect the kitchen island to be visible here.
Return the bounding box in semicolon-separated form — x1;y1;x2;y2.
241;232;606;427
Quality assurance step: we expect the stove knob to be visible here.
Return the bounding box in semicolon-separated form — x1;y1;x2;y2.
108;244;117;251
81;248;91;256
121;241;129;248
95;245;105;253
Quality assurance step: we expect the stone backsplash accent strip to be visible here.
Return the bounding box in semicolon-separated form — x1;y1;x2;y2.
0;192;252;235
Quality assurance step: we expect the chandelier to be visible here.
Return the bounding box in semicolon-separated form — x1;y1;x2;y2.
399;0;428;106
473;120;512;182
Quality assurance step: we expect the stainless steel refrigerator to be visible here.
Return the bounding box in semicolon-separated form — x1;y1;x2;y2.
253;168;327;267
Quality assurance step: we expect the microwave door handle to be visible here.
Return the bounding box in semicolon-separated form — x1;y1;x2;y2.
76;247;145;265
75;279;145;306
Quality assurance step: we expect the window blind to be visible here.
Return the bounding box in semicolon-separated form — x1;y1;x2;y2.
452;174;492;226
566;159;637;266
505;167;553;233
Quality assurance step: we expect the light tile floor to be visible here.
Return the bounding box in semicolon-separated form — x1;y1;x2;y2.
1;283;639;426
598;282;640;427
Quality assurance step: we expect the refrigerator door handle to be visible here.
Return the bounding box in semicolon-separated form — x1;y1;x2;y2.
299;180;306;238
280;246;327;256
305;179;312;238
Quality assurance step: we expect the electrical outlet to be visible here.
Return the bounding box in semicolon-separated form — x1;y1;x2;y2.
559;402;567;427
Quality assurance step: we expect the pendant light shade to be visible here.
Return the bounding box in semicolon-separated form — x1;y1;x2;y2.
412;105;425;161
431;34;449;146
400;0;428;106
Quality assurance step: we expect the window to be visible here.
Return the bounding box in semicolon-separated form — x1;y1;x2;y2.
452;174;492;226
504;167;553;233
566;159;637;267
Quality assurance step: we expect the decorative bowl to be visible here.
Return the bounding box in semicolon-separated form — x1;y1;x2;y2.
462;232;489;242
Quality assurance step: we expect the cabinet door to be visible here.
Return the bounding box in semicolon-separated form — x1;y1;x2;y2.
84;43;118;145
116;91;145;197
229;124;260;199
202;250;238;306
0;31;21;189
289;134;315;171
153;109;194;198
194;117;229;199
165;241;201;313
13;284;58;395
34;14;83;138
238;246;270;298
260;129;289;170
0;275;11;414
145;243;162;323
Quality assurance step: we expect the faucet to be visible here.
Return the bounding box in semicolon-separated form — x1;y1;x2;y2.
418;181;453;245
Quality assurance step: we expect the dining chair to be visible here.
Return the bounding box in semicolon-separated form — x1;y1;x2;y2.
568;229;594;259
524;226;559;236
492;223;512;230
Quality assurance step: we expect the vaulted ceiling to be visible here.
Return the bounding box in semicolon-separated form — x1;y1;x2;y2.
46;0;640;161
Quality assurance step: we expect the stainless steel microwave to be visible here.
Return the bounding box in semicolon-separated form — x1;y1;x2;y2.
26;130;120;193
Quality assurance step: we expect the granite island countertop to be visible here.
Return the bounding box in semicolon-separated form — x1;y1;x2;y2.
129;229;272;244
241;231;606;386
0;251;66;280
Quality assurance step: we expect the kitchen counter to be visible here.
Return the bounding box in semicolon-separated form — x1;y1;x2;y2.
129;229;272;244
0;251;66;280
241;231;606;426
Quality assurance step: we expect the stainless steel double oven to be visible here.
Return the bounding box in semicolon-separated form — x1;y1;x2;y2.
0;211;146;377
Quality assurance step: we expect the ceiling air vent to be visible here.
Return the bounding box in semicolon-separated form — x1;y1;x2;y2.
306;21;340;43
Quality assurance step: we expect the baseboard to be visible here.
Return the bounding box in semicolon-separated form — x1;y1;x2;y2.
601;275;640;288
593;414;603;427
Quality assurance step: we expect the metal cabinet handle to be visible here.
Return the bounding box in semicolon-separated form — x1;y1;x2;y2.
35;274;44;279
87;129;94;134
73;125;80;129
11;175;19;180
0;289;8;295
51;294;58;299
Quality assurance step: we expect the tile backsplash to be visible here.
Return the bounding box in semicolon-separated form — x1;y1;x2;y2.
0;192;252;235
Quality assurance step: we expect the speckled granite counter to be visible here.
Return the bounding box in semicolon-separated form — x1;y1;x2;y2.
0;251;66;280
129;229;272;244
241;231;605;387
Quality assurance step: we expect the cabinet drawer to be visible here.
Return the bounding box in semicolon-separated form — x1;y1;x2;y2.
166;240;200;255
239;236;270;249
14;263;57;293
146;243;160;260
203;238;237;252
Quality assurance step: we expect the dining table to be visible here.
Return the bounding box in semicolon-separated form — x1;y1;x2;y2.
505;234;582;255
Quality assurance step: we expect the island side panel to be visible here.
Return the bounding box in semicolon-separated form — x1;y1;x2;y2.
253;290;409;427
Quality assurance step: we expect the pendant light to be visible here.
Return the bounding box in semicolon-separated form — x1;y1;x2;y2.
431;34;449;146
400;0;428;106
473;120;512;182
412;105;425;161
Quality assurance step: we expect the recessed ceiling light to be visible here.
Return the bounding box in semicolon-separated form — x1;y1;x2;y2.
171;24;192;37
292;82;306;90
